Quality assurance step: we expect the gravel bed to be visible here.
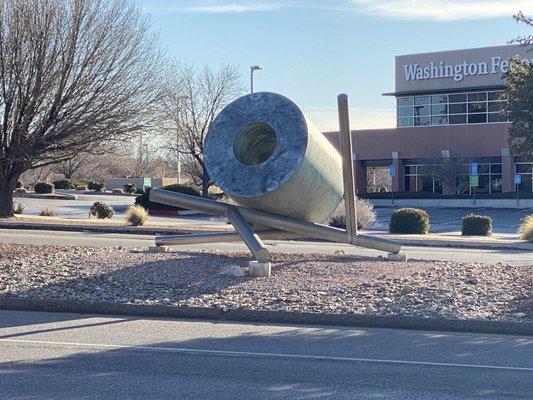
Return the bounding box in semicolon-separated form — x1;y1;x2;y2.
0;243;531;322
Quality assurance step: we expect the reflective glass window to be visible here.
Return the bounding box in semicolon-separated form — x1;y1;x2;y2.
468;102;487;113
449;94;467;103
516;163;533;173
414;116;430;126
488;91;504;101
449;103;466;114
397;106;413;117
468;92;487;102
449;114;466;124
414;105;430;116
488;102;504;112
414;96;430;105
398;117;413;127
432;116;447;125
397;97;413;106
468;113;487;124
431;95;447;104
490;164;502;174
431;104;447;115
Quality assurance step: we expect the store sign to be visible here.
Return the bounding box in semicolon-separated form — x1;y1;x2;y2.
403;56;533;83
395;45;533;93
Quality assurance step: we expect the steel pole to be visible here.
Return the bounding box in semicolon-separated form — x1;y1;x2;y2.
149;188;401;253
337;94;357;242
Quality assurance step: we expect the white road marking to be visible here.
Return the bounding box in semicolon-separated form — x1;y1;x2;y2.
1;338;532;372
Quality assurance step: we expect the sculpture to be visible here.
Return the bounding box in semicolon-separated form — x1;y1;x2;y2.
149;92;402;276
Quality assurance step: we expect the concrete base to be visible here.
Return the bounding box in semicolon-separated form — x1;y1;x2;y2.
249;261;271;278
148;245;170;253
388;252;407;261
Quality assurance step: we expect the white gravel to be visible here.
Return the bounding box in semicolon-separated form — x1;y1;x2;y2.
0;243;530;322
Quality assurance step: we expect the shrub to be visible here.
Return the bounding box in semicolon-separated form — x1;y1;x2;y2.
389;208;430;234
123;183;136;194
461;214;493;236
134;187;145;195
12;202;24;214
125;205;149;226
112;188;124;194
39;207;56;217
15;180;24;189
518;215;533;243
88;181;105;192
75;185;88;191
135;184;201;211
34;182;54;194
328;198;377;230
14;187;27;193
89;201;114;219
71;179;89;188
53;179;73;189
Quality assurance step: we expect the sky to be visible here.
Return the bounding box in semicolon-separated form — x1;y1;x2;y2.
137;0;533;131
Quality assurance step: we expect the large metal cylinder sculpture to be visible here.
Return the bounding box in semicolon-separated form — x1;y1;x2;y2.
204;92;343;223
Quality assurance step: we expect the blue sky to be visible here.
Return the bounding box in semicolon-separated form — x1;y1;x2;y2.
138;0;533;130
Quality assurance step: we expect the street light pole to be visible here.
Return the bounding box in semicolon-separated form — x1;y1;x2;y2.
250;65;263;93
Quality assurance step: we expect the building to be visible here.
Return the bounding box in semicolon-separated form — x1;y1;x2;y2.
327;44;533;196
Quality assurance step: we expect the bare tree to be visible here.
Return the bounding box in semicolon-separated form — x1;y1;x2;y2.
51;154;93;180
161;64;244;196
0;0;166;216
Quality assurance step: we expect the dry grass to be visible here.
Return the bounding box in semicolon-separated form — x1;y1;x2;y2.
39;207;56;217
125;204;148;226
518;215;533;242
12;202;24;215
328;198;377;230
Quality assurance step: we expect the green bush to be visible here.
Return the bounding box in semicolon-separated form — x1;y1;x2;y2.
389;208;430;234
88;181;105;191
15;180;24;189
34;182;54;194
134;187;145;194
89;201;114;219
123;183;136;194
53;179;74;189
135;184;200;211
461;214;493;236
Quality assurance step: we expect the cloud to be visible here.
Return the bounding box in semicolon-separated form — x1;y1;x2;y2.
346;0;533;21
142;0;533;20
301;106;396;132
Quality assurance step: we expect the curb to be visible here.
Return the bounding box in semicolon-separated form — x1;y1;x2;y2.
0;221;529;251
395;238;532;252
0;298;531;336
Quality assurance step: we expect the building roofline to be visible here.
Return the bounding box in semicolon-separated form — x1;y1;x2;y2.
382;85;506;97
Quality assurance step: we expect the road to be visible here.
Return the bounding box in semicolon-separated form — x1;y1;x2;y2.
0;310;531;399
1;228;531;266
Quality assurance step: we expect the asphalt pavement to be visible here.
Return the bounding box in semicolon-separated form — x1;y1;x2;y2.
0;310;531;399
1;228;531;266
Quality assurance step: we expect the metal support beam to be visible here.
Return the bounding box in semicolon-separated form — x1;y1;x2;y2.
337;93;357;243
155;229;300;247
149;188;401;254
225;206;270;262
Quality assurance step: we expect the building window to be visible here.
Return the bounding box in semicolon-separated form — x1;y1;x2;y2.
515;162;533;193
396;90;509;128
455;159;502;194
403;163;442;194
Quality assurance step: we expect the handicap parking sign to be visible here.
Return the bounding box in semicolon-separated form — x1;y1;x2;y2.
515;174;522;185
469;162;478;176
388;164;396;177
